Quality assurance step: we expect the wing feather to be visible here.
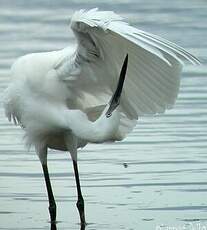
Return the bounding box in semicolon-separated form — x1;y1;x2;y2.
55;8;200;138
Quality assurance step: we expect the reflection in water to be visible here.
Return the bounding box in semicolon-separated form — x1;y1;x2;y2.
50;222;85;230
51;223;57;230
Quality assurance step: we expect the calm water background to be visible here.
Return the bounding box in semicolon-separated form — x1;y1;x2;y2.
0;0;207;229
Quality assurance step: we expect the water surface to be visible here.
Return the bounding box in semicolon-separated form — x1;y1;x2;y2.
0;0;207;229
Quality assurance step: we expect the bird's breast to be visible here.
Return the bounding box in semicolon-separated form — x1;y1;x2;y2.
46;133;68;151
46;133;87;152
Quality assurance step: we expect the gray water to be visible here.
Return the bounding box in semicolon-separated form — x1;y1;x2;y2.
0;0;207;229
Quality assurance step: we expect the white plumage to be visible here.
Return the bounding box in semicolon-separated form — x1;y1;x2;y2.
4;9;199;150
3;8;200;225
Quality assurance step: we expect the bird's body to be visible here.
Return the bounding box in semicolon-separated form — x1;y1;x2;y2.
5;49;83;149
4;47;130;156
3;8;200;227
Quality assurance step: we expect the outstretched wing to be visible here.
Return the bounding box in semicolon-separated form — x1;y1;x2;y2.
55;8;199;124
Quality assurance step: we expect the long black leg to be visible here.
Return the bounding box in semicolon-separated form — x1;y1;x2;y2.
42;163;57;223
72;160;86;226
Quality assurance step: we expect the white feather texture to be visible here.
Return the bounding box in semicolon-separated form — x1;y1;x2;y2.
3;8;200;152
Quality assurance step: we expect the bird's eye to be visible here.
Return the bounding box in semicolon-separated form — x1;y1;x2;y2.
106;113;112;118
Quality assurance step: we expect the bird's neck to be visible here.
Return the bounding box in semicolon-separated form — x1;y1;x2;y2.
66;105;120;143
90;105;120;142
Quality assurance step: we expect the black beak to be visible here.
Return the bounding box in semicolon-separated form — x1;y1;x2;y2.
105;54;128;118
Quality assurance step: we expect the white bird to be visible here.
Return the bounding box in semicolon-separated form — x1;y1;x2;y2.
3;8;200;227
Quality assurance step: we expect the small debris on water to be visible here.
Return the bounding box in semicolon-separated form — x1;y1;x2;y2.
123;163;128;168
142;218;154;221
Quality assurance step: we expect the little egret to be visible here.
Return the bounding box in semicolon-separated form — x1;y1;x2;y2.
3;8;200;227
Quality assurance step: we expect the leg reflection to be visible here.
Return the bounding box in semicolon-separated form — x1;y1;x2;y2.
51;222;57;230
50;222;86;230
